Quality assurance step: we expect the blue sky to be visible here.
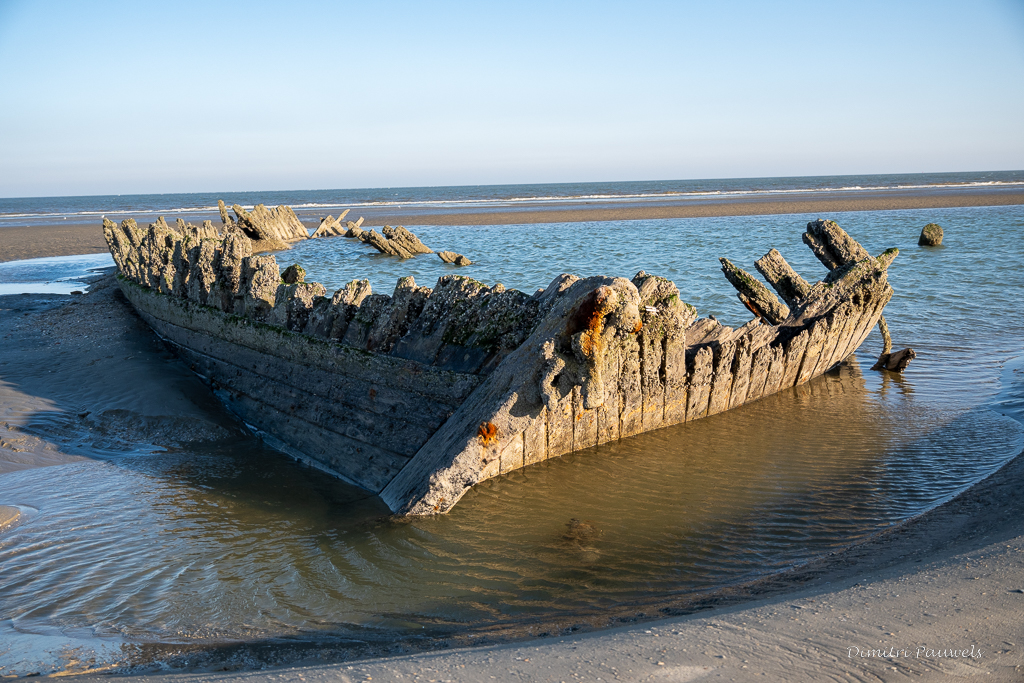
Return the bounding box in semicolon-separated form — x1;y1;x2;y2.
0;0;1021;197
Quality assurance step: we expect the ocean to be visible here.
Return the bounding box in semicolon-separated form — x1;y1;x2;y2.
1;170;1023;227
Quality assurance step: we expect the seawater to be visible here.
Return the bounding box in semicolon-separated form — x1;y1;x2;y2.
1;205;1023;675
0;253;114;295
1;170;1022;227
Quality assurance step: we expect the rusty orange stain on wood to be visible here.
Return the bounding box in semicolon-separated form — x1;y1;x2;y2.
741;297;763;319
569;285;617;359
477;421;498;446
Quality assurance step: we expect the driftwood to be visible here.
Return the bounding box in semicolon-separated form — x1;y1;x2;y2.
103;209;902;516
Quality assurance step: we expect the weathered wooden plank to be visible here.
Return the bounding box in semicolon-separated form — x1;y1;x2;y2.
803;219;872;269
573;385;599;451
618;335;643;438
523;409;547;466
761;346;788;397
124;282;480;403
829;306;869;369
499;433;524;475
663;329;688;425
546;387;574;458
639;325;666;432
685;318;719;344
728;335;754;409
478;444;502;482
597;347;621;445
744;345;774;403
706;341;737;417
700;324;734;346
815;303;855;374
180;347;432;458
219;391;408;493
720;257;790;324
754;248;811;307
796;317;832;385
779;329;811;389
839;293;889;364
140;309;457;432
684;346;714;421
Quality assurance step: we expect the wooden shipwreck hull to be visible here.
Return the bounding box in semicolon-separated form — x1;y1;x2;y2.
103;209;897;515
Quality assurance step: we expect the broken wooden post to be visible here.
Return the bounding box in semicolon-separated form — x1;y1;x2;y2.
802;218;871;270
754;248;811;307
719;257;790;325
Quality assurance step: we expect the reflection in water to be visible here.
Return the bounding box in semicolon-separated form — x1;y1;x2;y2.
878;369;915;398
1;205;1023;674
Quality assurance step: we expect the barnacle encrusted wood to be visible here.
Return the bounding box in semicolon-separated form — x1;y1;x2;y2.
103;206;898;515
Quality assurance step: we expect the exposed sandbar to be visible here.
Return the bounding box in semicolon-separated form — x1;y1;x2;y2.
354;187;1024;227
0;223;109;263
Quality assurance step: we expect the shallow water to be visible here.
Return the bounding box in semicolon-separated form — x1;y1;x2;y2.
3;171;1021;227
1;205;1022;675
0;253;114;295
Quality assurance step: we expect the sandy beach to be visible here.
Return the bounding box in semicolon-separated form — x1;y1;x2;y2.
3;187;1023;263
0;223;111;263
0;268;1020;680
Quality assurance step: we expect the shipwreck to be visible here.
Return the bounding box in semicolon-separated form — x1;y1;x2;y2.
102;205;899;515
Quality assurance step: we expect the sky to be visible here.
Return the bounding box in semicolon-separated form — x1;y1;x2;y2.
0;0;1022;197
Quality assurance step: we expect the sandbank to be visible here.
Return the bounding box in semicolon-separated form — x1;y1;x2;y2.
352;186;1024;226
2;274;1022;681
3;187;1022;263
0;223;110;263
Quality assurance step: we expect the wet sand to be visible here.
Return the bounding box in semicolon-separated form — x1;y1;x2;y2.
4;275;1023;681
3;187;1023;263
352;186;1024;226
0;276;241;479
0;223;110;263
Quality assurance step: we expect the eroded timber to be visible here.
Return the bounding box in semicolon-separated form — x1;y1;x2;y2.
103;211;897;515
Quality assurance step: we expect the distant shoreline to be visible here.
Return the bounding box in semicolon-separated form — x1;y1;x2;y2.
2;187;1022;263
